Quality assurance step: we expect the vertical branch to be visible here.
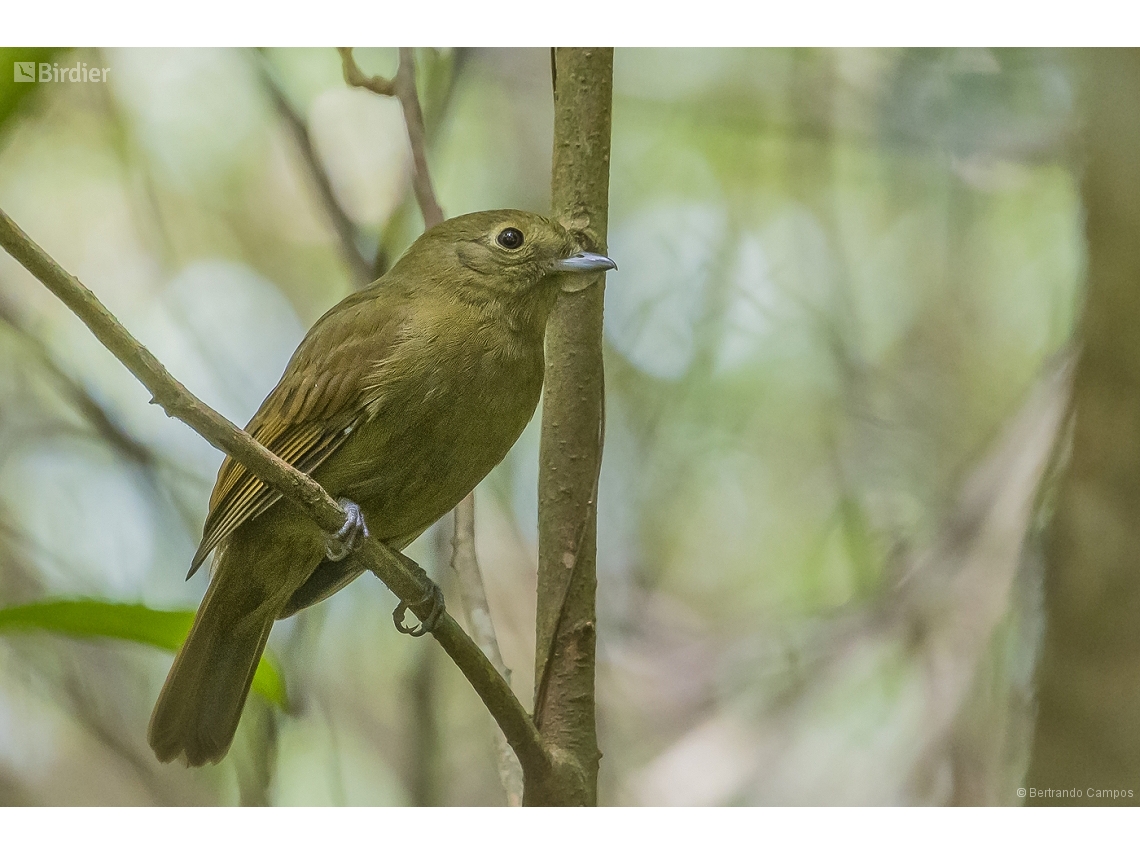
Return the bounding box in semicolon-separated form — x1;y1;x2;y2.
1026;49;1140;806
531;47;614;807
234;701;279;806
406;643;442;805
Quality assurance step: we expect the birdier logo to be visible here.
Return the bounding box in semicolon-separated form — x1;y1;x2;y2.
12;61;109;83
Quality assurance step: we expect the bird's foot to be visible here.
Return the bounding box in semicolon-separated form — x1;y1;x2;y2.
393;580;445;637
325;498;369;561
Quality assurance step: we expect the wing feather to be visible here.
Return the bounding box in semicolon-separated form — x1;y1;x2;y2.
187;419;356;576
187;290;409;577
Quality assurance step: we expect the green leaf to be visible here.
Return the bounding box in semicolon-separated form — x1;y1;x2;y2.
0;599;288;709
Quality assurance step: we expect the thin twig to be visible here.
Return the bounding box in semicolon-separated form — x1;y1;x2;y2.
338;48;444;229
253;50;373;286
0;206;553;786
451;497;525;805
393;48;445;229
339;45;524;803
337;47;395;97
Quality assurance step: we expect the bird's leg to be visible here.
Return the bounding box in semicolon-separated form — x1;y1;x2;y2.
325;498;369;561
324;502;442;635
392;554;445;637
392;585;444;637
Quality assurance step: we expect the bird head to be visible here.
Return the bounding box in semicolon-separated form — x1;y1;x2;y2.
400;209;616;302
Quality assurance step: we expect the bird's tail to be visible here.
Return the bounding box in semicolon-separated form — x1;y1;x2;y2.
148;567;277;766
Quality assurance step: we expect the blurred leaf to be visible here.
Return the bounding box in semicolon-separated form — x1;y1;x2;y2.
0;599;288;708
0;48;59;129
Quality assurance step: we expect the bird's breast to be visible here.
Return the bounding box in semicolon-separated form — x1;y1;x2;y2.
312;330;544;543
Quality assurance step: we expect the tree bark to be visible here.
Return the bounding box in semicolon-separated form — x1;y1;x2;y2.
1026;48;1140;806
528;47;614;806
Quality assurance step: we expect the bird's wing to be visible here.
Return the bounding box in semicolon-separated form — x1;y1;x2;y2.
188;290;409;577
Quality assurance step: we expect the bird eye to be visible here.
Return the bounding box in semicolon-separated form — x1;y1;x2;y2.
496;228;524;249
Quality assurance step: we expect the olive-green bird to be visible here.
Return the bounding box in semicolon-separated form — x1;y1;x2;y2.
148;209;615;766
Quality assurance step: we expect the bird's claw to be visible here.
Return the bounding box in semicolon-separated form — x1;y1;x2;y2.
325;498;369;561
393;581;445;637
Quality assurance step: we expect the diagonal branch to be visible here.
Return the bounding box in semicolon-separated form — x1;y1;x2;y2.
252;50;373;287
0;286;217;540
0;293;153;466
0;206;553;787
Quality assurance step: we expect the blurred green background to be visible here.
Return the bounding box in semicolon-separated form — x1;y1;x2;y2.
0;48;1079;805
